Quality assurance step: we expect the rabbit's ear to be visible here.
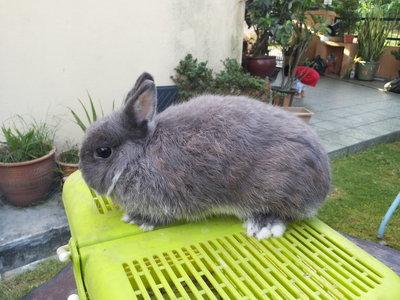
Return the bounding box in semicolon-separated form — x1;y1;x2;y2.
124;79;157;127
125;72;154;103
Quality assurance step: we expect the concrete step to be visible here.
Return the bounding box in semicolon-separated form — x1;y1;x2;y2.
0;193;70;276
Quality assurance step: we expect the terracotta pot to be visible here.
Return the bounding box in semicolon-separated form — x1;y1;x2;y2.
246;56;277;78
57;160;79;179
280;107;314;123
0;146;57;206
343;34;355;43
56;151;79;180
271;87;297;107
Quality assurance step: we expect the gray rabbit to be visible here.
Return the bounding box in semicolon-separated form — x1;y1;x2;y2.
80;72;331;240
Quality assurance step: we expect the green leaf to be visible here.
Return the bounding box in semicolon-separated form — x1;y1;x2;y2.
87;92;98;122
69;108;87;132
78;98;92;124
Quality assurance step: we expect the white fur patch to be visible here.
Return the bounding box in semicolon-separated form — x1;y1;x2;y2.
245;219;287;240
121;213;131;223
256;227;273;240
270;221;286;238
140;224;155;231
106;169;123;197
147;120;156;133
243;219;249;229
245;220;258;237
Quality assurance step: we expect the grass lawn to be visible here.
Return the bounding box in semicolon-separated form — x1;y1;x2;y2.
318;140;400;250
0;259;66;300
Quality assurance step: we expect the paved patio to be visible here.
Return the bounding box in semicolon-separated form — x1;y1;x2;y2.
1;76;400;298
294;75;400;158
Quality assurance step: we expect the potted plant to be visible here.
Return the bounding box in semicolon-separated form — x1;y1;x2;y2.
271;0;329;106
244;0;278;78
57;143;79;181
333;0;360;43
69;93;112;132
356;3;398;80
62;93;115;179
0;119;57;206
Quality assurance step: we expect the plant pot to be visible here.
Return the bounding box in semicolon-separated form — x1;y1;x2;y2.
57;151;80;180
280;107;314;123
356;61;379;81
246;56;277;79
271;87;297;107
343;34;355;43
57;160;79;179
0;146;57;206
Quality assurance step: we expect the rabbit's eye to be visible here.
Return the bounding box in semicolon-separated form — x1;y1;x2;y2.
96;147;112;158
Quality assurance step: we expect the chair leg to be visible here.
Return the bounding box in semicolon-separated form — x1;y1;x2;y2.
377;192;400;239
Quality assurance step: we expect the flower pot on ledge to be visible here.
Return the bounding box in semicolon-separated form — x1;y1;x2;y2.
343;34;355;43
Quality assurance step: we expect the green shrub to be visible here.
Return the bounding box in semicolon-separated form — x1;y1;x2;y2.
215;59;268;100
0;118;55;163
170;54;214;101
171;54;269;102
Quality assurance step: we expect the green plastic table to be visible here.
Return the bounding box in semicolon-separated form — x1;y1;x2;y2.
61;171;400;299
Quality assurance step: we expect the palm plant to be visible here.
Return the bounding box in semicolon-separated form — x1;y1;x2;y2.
69;93;115;132
357;2;398;62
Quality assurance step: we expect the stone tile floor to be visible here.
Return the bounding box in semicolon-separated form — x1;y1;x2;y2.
292;75;400;157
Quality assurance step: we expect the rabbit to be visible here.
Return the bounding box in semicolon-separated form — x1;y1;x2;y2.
79;72;331;240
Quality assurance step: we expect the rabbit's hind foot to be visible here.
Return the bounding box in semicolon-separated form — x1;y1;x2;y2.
244;214;287;240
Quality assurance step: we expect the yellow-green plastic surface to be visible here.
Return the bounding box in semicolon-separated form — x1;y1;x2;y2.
63;171;142;247
64;171;400;299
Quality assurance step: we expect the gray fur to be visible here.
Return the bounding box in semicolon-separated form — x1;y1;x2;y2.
80;73;331;238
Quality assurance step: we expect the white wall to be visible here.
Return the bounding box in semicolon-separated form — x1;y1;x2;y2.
0;0;245;147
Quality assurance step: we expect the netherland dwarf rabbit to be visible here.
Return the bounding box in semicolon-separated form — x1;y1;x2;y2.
80;72;331;240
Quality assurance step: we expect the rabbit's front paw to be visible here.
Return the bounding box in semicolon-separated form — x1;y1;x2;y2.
139;223;155;231
244;215;287;240
121;213;132;223
122;212;168;231
121;213;151;226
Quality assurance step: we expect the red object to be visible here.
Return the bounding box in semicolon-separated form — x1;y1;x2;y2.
296;66;320;87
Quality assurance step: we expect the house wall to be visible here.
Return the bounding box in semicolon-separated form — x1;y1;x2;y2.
375;47;400;79
0;0;245;146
